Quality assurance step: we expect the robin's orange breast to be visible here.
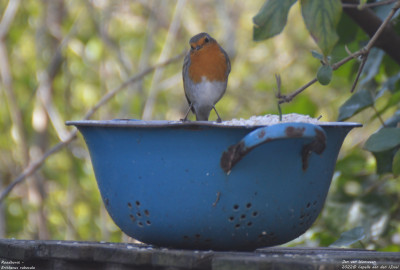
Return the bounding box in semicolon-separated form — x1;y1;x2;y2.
188;43;228;84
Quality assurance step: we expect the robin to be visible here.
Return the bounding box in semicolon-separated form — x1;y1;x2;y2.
182;32;231;122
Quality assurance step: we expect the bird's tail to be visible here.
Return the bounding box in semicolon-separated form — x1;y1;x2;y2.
195;106;212;121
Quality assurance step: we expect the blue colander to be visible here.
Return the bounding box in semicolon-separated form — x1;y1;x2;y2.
66;120;360;251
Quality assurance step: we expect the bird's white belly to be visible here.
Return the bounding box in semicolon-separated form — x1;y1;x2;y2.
186;77;226;108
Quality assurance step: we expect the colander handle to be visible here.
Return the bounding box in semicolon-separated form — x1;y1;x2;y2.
220;122;327;173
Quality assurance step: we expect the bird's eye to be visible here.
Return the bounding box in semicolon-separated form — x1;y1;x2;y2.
190;45;195;50
204;37;209;43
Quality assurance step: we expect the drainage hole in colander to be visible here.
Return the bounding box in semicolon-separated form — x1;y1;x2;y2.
135;201;141;207
235;224;241;229
228;216;235;222
252;211;258;217
129;214;136;222
247;222;253;227
240;214;246;220
313;200;317;206
246;203;252;209
138;221;144;227
306;202;311;208
183;235;189;240
144;209;150;216
127;202;132;208
146;220;151;226
233;204;239;211
137;212;142;217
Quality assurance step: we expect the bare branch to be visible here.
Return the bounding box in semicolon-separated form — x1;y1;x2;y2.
349;0;400;91
0;0;28;166
365;0;400;52
142;0;186;120
343;0;400;64
279;0;400;103
0;51;185;203
278;78;318;104
350;51;369;93
0;0;20;39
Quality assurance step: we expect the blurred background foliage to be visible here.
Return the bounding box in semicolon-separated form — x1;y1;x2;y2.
0;0;399;251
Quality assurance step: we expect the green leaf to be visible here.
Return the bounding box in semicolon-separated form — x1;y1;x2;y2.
336;13;359;45
359;48;385;86
317;65;333;85
300;0;342;56
311;50;324;61
330;227;365;247
253;0;298;41
373;149;398;174
375;91;400;119
337;89;374;121
392;149;400;176
384;109;400;128
364;128;400;152
381;73;400;94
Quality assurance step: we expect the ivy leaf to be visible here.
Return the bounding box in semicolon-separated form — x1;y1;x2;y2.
300;0;342;56
337;89;374;121
330;227;365;247
253;0;297;41
317;65;333;85
364;128;400;152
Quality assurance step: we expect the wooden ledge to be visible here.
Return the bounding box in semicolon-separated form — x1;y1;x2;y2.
0;239;399;270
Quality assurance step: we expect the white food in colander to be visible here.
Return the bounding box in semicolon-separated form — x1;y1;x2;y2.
220;113;325;126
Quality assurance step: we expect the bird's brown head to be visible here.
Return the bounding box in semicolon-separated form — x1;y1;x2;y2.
189;32;216;53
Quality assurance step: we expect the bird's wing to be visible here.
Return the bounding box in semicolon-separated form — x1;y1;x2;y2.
182;52;195;113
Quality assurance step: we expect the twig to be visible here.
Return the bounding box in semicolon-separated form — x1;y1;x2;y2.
85;1;133;75
341;0;397;9
278;0;400;103
142;0;186;120
0;132;77;204
278;78;318;104
274;74;283;120
365;0;400;52
331;50;364;70
0;0;20;40
349;0;400;92
0;52;185;203
82;51;185;120
278;44;366;103
0;0;28;166
350;50;369;93
372;104;386;126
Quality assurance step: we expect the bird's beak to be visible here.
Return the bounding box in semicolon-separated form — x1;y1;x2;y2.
196;45;202;51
